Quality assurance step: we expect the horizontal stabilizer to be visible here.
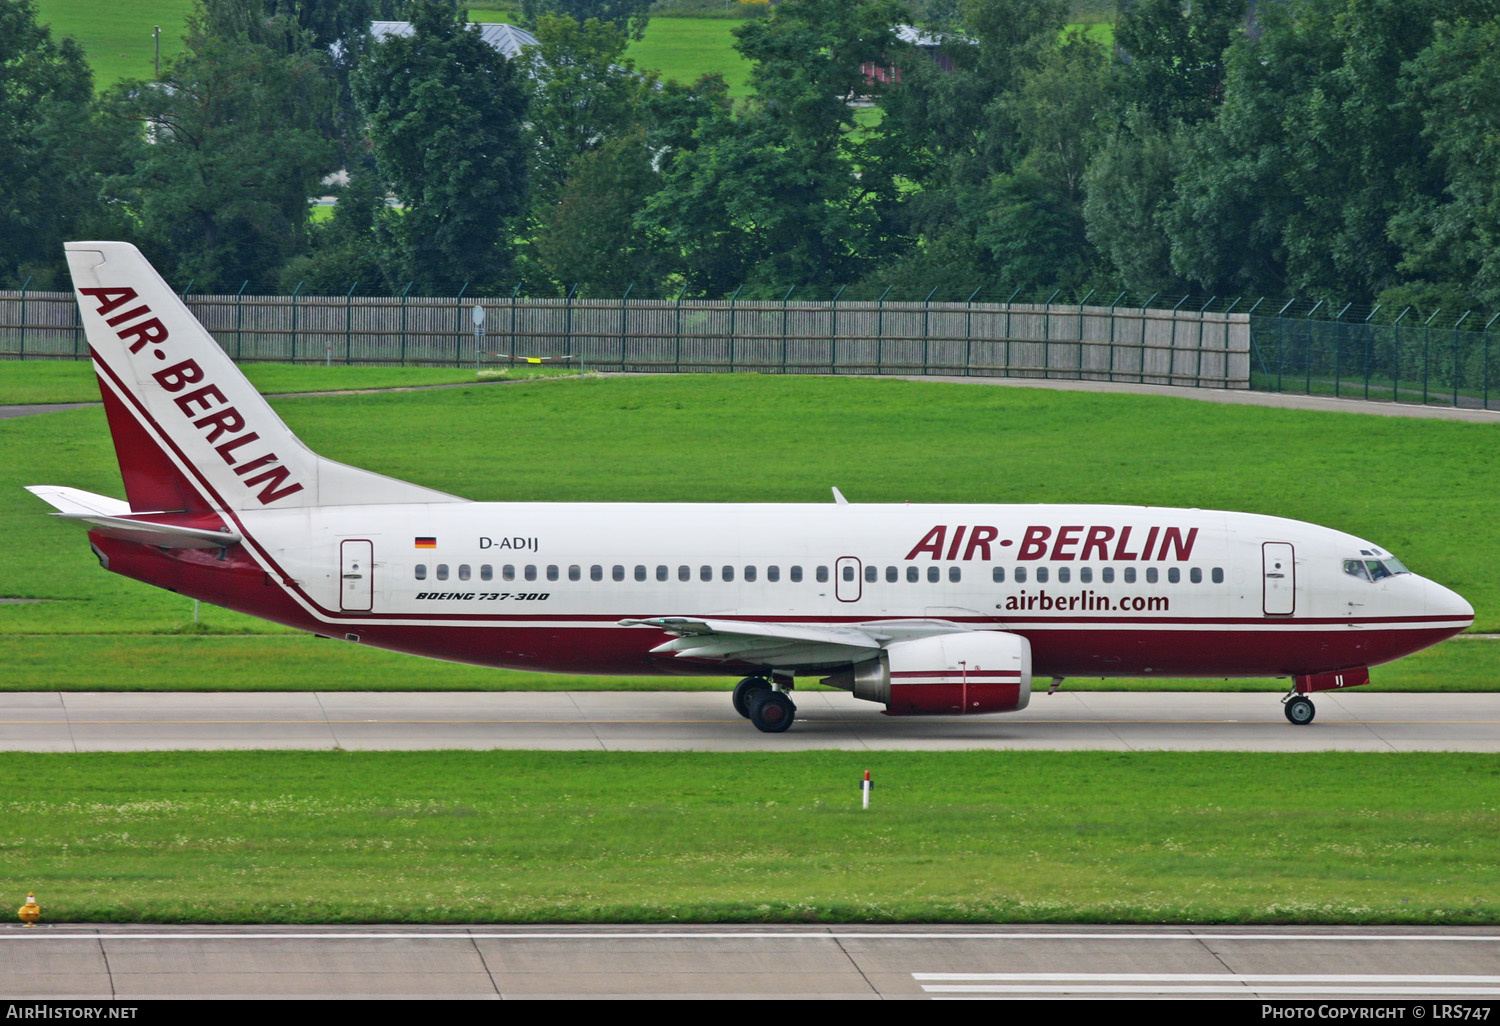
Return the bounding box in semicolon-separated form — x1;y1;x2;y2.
28;485;241;549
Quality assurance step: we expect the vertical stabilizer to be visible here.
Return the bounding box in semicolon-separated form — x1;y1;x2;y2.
66;242;465;512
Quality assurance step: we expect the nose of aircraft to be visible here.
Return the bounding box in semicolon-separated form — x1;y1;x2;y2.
1423;577;1475;627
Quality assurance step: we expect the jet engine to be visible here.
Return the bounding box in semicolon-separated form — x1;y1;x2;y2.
822;630;1032;716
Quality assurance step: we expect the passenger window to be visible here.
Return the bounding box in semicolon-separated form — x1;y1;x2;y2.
842;565;855;582
458;564;471;581
1080;567;1092;584
790;566;803;582
927;566;939;583
415;564;427;580
864;565;877;583
907;566;919;583
1146;567;1158;584
569;565;581;582
503;565;516;582
679;565;690;582
657;565;668;582
1102;567;1114;583
1168;567;1180;584
1212;567;1224;584
1124;567;1136;584
886;566;898;583
745;566;757;582
767;566;780;582
992;566;1005;583
701;565;712;582
1036;567;1049;583
436;564;449;581
590;564;603;582
1058;567;1070;583
1015;567;1027;583
816;566;829;583
722;565;734;582
949;566;961;582
634;565;647;582
547;565;559;582
525;565;537;582
481;565;493;582
612;565;625;582
1190;567;1202;584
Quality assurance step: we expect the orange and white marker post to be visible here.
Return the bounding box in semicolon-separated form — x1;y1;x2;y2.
861;770;872;810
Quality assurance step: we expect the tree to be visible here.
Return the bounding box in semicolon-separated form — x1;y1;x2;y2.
641;0;908;292
102;0;338;286
521;14;655;210
1113;0;1246;127
520;0;653;40
353;0;529;287
0;0;114;285
1083;110;1185;295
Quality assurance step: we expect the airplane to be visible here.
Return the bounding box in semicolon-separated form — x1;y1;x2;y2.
28;242;1475;733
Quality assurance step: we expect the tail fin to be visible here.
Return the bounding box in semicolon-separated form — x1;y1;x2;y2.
66;242;464;512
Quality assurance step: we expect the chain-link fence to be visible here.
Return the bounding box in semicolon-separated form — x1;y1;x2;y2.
1250;306;1500;411
0;287;1250;388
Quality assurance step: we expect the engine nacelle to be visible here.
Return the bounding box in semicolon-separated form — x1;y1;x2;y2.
823;631;1032;716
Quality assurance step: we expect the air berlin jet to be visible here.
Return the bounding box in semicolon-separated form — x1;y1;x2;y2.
29;243;1474;732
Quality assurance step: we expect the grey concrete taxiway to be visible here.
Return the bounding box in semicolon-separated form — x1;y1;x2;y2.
3;690;1499;752
4;924;1500;1000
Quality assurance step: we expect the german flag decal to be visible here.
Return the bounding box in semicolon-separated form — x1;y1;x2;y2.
414;537;437;549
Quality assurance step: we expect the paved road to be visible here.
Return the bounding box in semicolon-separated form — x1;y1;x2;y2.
4;924;1499;1000
3;690;1498;752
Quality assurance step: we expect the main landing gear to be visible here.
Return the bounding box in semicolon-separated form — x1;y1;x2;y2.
733;675;796;733
1283;693;1316;725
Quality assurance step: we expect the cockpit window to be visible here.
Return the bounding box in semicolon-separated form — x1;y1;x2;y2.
1344;557;1410;582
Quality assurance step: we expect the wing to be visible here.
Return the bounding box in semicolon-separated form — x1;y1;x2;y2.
28;485;242;549
617;616;978;672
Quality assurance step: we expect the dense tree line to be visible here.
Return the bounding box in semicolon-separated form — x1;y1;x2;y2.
2;0;1497;318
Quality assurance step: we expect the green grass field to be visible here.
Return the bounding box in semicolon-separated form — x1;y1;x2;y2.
2;368;1496;692
5;750;1495;924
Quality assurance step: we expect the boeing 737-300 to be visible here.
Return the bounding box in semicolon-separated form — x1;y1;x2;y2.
28;242;1475;732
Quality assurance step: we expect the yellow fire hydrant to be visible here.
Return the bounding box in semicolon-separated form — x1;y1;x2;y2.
18;892;40;927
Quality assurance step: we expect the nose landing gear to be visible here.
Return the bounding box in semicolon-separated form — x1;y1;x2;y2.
1283;693;1316;725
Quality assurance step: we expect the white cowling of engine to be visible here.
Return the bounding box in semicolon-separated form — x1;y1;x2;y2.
822;630;1033;716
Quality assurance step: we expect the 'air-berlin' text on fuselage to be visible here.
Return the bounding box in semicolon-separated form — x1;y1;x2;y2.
904;524;1199;562
79;286;304;505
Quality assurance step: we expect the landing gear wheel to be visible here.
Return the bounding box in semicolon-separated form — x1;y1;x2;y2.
1284;695;1316;725
748;690;796;733
732;676;771;719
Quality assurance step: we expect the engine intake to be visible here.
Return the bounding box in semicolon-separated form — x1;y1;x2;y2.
823;631;1032;716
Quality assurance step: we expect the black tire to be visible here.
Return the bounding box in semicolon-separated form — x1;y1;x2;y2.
748;690;796;733
732;676;771;719
1284;696;1316;725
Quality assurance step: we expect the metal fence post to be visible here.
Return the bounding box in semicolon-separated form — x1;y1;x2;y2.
964;286;981;376
727;284;741;371
344;281;358;365
17;275;30;358
829;284;845;373
399;281;413;366
877;285;891;374
290;280;304;363
1274;299;1294;392
234;280;249;360
1452;311;1472;408
1361;304;1380;399
1303;300;1324;394
1043;288;1062;376
1076;289;1096;378
453;282;470;368
1139;293;1159;384
617;283;632;374
1195;296;1215;386
1004;286;1022;376
565;283;578;364
1331;302;1350;396
921;286;938;374
1107;291;1125;381
1391;307;1411;401
1422;309;1441;404
674;283;687;373
1484;313;1499;410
